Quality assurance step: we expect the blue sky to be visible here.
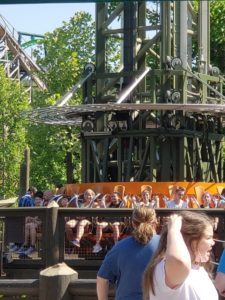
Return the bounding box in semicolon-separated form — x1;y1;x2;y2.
0;3;95;35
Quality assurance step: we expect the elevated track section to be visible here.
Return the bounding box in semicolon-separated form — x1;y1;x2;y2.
0;14;46;91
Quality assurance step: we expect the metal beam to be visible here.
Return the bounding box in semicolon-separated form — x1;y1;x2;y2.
0;0;120;3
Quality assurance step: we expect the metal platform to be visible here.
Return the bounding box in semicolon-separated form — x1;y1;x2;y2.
22;103;225;126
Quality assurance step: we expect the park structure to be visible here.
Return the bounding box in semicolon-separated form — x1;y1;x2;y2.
22;1;225;184
0;1;225;300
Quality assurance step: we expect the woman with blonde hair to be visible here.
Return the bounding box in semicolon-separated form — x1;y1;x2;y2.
97;207;160;300
143;211;218;300
65;188;95;247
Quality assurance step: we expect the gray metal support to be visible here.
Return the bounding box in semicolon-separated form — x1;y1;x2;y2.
137;2;146;95
96;3;106;102
198;0;210;73
123;2;137;78
161;1;171;65
179;1;188;69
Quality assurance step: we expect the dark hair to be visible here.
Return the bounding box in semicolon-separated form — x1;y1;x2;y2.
28;187;37;194
175;186;185;193
221;188;225;196
111;192;120;197
34;191;43;199
55;183;63;189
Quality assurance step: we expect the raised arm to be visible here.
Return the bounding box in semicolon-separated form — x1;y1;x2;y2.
119;195;128;208
152;195;160;208
165;214;191;289
189;196;200;208
215;272;225;297
212;195;219;208
131;195;139;208
97;276;109;300
162;195;169;208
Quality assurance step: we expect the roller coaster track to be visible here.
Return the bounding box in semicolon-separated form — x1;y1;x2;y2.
0;15;46;90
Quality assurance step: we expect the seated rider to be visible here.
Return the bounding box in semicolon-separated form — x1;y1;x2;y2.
65;188;95;248
17;191;43;256
92;192;124;253
164;186;188;208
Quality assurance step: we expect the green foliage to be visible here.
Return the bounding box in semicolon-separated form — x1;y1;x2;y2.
210;0;225;72
106;36;121;72
192;0;225;72
0;66;28;197
146;3;160;69
28;10;120;188
27;12;95;188
27;124;67;189
27;122;82;189
35;11;95;95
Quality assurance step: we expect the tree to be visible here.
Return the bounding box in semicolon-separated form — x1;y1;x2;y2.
192;0;225;73
35;11;95;93
0;66;28;197
210;0;225;73
27;11;95;189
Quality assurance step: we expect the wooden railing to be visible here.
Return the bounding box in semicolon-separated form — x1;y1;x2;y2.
0;207;224;299
0;207;225;272
0;278;115;300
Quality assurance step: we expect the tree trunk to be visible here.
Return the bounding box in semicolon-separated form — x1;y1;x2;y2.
65;152;74;183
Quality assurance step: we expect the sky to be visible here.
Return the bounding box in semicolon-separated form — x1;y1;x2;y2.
0;3;95;35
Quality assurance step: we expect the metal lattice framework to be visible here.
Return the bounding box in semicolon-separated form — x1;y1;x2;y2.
0;14;46;95
22;1;225;183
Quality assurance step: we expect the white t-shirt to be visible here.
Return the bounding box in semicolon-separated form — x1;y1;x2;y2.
149;260;218;300
167;200;188;209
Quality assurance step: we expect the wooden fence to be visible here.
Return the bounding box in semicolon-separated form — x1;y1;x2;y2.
0;207;224;299
0;277;115;300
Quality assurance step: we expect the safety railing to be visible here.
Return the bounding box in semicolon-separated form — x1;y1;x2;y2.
0;14;46;90
0;207;224;279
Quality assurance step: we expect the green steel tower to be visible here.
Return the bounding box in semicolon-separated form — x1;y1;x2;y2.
79;1;224;183
5;1;224;183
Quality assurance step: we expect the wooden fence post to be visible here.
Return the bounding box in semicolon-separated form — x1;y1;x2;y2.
19;147;30;197
45;202;59;267
39;262;78;300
